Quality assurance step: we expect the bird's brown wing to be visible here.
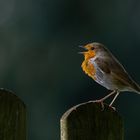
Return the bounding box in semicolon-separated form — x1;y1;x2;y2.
94;58;111;74
95;57;140;91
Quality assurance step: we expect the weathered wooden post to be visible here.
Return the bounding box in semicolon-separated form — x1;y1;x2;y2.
61;101;124;140
0;89;26;140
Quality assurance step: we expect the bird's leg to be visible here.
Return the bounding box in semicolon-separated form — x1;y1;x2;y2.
109;91;120;109
96;90;116;110
97;90;116;101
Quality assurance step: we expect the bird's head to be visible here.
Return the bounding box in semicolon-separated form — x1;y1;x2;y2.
79;42;106;60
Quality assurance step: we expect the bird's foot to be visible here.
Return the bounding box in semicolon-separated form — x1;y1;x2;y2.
95;99;104;111
109;105;116;111
88;100;104;110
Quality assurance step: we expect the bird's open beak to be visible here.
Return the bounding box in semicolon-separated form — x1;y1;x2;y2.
78;45;87;54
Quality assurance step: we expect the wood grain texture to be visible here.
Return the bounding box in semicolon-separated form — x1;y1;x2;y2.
61;101;124;140
0;89;26;140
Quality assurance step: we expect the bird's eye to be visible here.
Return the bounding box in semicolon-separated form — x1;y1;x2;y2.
91;47;95;50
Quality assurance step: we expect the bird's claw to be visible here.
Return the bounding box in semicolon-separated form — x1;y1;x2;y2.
88;100;105;110
95;99;104;111
109;105;116;111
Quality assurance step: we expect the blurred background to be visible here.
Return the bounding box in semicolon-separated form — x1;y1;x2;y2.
0;0;140;139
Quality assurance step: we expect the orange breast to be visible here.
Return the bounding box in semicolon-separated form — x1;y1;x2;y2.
81;50;96;79
81;60;96;79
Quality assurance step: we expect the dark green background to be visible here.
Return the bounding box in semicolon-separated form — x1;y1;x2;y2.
0;0;140;139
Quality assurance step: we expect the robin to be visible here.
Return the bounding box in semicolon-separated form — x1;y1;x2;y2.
80;42;140;108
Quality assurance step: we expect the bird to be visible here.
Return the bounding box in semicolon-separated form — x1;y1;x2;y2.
79;42;140;108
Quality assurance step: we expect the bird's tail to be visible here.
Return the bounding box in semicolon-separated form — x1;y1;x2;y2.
131;81;140;94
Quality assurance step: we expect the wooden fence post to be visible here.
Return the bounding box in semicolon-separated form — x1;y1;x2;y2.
0;89;26;140
61;101;124;140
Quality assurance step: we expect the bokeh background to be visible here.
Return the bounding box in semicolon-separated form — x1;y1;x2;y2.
0;0;140;139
